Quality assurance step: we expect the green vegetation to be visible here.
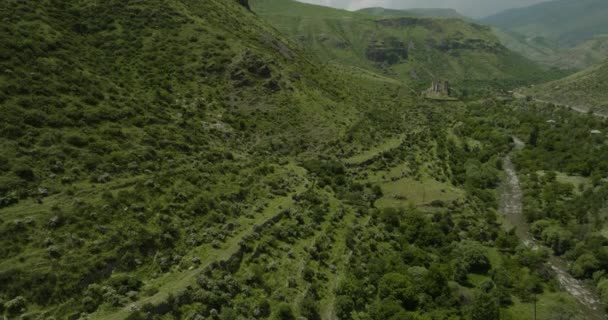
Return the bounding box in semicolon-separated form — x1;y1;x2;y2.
522;61;608;114
357;7;467;19
460;98;608;317
482;0;608;69
0;0;605;319
251;0;562;95
482;0;608;47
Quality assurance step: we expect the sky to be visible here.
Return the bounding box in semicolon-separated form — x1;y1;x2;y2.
297;0;552;18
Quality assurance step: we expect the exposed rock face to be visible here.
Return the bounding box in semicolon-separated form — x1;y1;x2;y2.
366;37;408;64
377;17;443;32
434;38;502;53
237;0;250;10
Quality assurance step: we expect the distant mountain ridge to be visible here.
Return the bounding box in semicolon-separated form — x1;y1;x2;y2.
357;7;466;19
482;0;608;46
481;0;608;69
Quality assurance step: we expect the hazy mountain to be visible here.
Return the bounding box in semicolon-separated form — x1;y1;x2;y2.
483;0;608;46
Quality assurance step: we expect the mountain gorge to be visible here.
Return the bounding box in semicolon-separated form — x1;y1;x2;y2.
1;0;608;319
483;0;608;69
251;0;560;95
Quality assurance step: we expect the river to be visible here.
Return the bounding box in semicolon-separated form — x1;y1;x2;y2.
500;137;606;320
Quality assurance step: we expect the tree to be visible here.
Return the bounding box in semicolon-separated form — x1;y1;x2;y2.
335;296;355;320
274;303;296;320
378;272;418;310
469;291;499;320
528;125;539;147
571;253;600;279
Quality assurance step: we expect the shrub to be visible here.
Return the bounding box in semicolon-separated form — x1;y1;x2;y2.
456;241;491;274
273;303;295;320
0;155;10;171
66;134;89;147
378;272;417;310
5;296;26;316
13;165;36;181
334;296;354;320
0;175;24;195
23;110;47;127
571;253;600;279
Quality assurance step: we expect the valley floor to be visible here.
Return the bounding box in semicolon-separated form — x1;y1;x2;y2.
501;141;606;320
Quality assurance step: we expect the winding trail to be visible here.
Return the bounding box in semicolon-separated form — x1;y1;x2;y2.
500;137;606;320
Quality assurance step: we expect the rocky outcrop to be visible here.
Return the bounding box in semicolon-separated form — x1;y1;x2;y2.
435;38;502;53
377;17;443;32
237;0;250;10
365;37;408;64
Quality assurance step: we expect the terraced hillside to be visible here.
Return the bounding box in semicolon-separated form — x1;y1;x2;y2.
251;0;558;95
0;0;600;319
0;0;419;317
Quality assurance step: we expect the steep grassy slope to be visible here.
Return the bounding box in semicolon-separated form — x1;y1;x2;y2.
0;0;595;319
0;0;418;317
522;61;608;113
251;0;560;95
482;0;608;69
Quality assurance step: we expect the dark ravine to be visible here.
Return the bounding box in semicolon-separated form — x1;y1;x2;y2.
500;137;606;320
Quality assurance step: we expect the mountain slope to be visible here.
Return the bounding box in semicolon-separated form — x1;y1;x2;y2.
522;60;608;113
493;28;608;70
252;0;559;94
0;0;420;317
482;0;608;69
482;0;608;46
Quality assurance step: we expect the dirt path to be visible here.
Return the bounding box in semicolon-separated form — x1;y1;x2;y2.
512;92;608;119
500;140;606;320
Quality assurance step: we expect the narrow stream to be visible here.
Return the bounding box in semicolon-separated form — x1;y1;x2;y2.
500;138;606;320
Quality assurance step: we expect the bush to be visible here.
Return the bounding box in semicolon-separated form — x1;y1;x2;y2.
0;175;24;195
273;303;295;320
571;253;600;279
13;165;36;181
4;296;26;316
66;134;89;147
378;273;417;310
457;241;491;274
0;155;10;171
334;296;354;320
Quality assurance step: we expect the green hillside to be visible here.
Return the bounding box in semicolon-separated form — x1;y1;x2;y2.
0;0;418;317
357;7;467;19
482;0;608;69
482;0;608;47
494;29;608;70
251;0;559;95
1;0;604;319
522;60;608;113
